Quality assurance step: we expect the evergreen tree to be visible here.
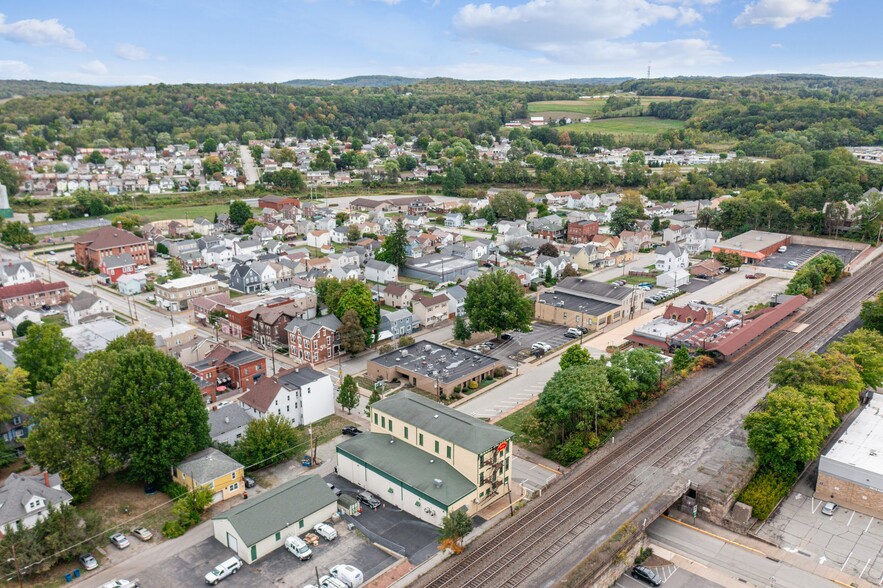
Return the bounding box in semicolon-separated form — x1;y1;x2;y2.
376;220;407;267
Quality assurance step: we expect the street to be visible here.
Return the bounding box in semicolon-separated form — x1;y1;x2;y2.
238;145;260;185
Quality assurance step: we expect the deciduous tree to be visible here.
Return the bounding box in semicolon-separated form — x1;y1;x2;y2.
228;199;252;226
233;414;300;469
559;345;590;370
439;509;473;553
538;242;559;257
534;363;619;444
860;293;883;333
375;220;407;267
491;190;530;221
13;323;76;393
829;329;883;388
453;315;471;344
0;221;37;248
464;270;532;337
337;375;359;414
339;309;367;355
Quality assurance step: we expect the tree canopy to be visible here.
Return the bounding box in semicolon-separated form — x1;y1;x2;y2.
13;323;76;394
229;199;252;226
375;220;407;267
464;270;532;337
491;190;531;221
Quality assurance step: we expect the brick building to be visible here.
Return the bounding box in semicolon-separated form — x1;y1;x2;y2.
99;253;137;284
0;280;70;312
285;315;342;365
186;343;267;401
250;303;309;348
258;195;301;211
566;220;600;244
74;225;150;270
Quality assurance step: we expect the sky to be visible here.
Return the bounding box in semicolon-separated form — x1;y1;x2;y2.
0;0;880;85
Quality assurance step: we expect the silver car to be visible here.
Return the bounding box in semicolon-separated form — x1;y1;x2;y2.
109;532;130;549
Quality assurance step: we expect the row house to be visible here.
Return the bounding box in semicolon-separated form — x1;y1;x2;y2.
0;280;70;312
250;302;310;348
286;315;342;365
238;366;334;427
99;253;137;284
531;215;566;240
412;293;448;327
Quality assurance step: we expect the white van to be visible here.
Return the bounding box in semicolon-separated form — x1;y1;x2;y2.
204;557;242;585
330;564;364;588
319;576;349;588
285;535;313;561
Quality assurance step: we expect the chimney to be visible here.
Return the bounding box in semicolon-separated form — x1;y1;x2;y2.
117;221;123;230
44;471;50;487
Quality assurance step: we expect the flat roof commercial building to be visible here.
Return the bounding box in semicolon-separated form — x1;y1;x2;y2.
403;254;478;283
817;394;883;517
155;274;226;312
534;277;644;332
712;230;791;263
367;342;502;398
336;391;512;526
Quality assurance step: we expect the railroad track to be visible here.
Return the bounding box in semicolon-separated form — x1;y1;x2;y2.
416;260;883;588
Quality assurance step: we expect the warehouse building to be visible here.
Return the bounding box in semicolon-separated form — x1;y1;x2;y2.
402;254;478;283
336;391;513;526
212;475;337;563
816;393;883;517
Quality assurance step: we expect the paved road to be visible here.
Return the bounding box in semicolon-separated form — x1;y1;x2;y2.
238;145;260;185
647;517;840;588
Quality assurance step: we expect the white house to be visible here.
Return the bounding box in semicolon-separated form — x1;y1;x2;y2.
684;228;721;254
444;213;464;228
65;291;112;326
5;306;42;328
203;246;233;266
656;268;691;289
567;193;601;209
364;259;398;284
306;230;331;249
209;404;255;445
0;262;37;287
0;472;73;533
330;226;349;244
238;366;334;427
117;272;148;295
655;244;689;272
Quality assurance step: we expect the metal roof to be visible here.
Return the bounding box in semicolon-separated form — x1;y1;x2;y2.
212;475;336;546
371;390;511;454
337;433;474;506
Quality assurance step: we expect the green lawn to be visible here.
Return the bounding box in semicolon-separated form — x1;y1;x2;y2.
562;117;686;135
528;101;606;116
102;203;230;223
495;403;546;455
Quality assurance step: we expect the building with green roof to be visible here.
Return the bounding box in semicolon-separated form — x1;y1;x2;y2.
336;391;513;526
211;475;337;563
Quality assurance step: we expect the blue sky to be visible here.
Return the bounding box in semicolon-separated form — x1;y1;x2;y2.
0;0;878;84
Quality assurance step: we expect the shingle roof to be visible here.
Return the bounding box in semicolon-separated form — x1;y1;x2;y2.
365;259;394;271
656;244;686;257
0;472;72;528
208;404;255;440
239;366;328;413
68;291;101;312
371;391;511;454
101;253;135;268
177;447;243;485
0;261;34;278
284;315;341;338
0;280;68;300
212;475;336;546
73;226;146;250
337;433;474;507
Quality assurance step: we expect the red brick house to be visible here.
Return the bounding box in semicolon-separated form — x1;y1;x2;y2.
0;280;70;311
99;253;136;284
250;302;309;348
186;343;267;401
259;195;301;211
74;225;150;270
567;220;600;244
285;315;342;365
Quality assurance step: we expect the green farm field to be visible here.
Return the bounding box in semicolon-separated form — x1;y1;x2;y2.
562;117;686;135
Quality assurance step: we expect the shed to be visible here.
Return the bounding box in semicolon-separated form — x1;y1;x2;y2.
337;493;360;516
656;269;690;289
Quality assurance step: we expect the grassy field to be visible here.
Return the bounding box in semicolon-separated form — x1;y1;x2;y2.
528;101;606;116
102;203;230;223
562;117;686;135
495;403;546;455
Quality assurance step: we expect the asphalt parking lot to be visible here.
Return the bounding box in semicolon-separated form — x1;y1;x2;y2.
146;520;394;587
323;473;440;564
614;563;719;587
756;245;860;271
756;476;883;582
468;322;574;365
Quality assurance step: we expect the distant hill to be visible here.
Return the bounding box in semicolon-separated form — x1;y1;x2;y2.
0;79;103;100
528;77;633;85
283;75;419;88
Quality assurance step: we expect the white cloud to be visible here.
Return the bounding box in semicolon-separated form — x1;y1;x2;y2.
770;42;783;48
816;59;883;77
79;60;108;75
734;0;835;28
0;13;85;50
452;0;725;72
0;60;31;77
114;43;150;61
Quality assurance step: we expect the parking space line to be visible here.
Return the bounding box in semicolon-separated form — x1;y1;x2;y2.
848;511;855;527
866;517;875;533
841;551;852;572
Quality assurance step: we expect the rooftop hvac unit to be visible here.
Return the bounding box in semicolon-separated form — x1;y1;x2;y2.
434;479;443;488
424;344;432;352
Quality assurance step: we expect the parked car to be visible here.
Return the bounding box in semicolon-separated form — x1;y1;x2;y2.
787;260;799;268
285;535;313;561
822;502;838;516
778;245;788;253
132;527;153;541
745;273;757;279
532;342;552;352
327;482;342;497
564;328;580;338
314;522;338;541
109;533;130;549
79;554;99;571
100;580;140;588
244;476;256;488
319;576;349;588
342;426;362;436
330;564;364;588
501;333;514;341
631;565;662;586
357;491;382;510
577;326;589;334
204;557;242;585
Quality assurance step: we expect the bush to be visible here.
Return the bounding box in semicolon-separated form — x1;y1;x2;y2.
737;467;796;520
548;431;600;466
398;336;416;348
493;366;508;378
634;547;653;564
163;481;188;500
379;344;394;354
468;381;478;390
162;519;186;538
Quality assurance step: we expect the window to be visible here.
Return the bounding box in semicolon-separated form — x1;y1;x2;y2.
231;471;236;479
381;416;386;428
374;413;378;425
275;531;281;541
418;433;424;446
228;482;239;492
251;545;257;561
479;472;484;486
388;419;392;432
446;446;452;459
434;440;439;454
404;426;409;440
298;520;304;529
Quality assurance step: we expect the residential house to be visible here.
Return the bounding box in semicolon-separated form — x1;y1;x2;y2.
545;190;580;206
73;225;150;270
234;239;263;258
203;246;233;266
0;397;35;457
330;226;350;244
382;282;416;309
117;272;147;295
251;303;308;348
0;281;70;312
5;306;41;329
683;228;721;254
364;259;398;284
531;215;566;240
192;216;215;236
187;343;267;399
306;230;331;249
239;366;334;426
655;244;690;272
444;213;464;228
286;315;342;365
690;259;724;278
619;230;653;252
412;293;448;327
0;262;37;287
0;472;73;533
65;291;112;326
99;253;137;284
378;309;414;341
259;195;300;211
209;404;255;445
172;448;245;504
662;224;687;244
444;285;467;318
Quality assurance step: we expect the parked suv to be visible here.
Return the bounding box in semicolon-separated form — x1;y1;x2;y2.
631;565;661;586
